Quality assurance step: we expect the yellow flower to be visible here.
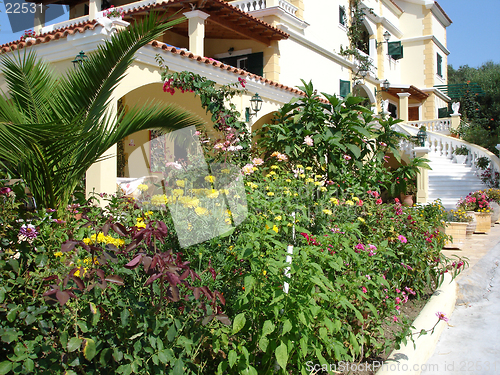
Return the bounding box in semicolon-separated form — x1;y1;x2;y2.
135;221;146;229
305;166;313;171
294;193;298;196
315;175;323;179
314;181;321;186
323;209;332;215
305;178;314;183
175;180;185;188
54;251;63;257
287;223;293;227
330;197;339;205
195;207;208;216
267;192;275;196
270;165;279;169
346;200;354;206
173;189;184;197
207;189;219;199
137;184;149;192
82;238;92;245
219;189;229;195
285;179;292;183
275;215;282;221
319;187;327;192
352;197;360;202
268;171;276;176
262;270;267;276
221;169;231;174
299;174;306;178
97;233;106;242
74;267;88;278
205;175;216;183
151;194;169;206
296;164;304;169
358;217;365;223
144;211;153;216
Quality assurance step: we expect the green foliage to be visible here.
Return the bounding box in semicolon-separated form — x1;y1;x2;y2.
0;13;203;216
255;80;405;196
386;157;431;198
448;62;500;152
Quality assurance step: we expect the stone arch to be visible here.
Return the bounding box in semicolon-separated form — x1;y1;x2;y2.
353;83;376;105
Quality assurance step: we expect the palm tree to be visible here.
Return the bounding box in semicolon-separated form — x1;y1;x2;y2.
0;13;204;216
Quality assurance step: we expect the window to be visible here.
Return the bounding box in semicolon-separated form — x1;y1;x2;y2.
340;79;350;98
437;53;443;77
438;106;450;118
388;41;403;60
339;6;346;26
219;52;264;76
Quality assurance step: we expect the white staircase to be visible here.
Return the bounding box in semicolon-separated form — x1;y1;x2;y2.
394;123;500;210
427;153;487;209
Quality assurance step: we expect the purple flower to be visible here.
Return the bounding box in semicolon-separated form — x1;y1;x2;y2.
398;235;407;244
46;208;56;213
355;243;365;251
405;286;416;295
0;187;12;195
436;311;449;322
19;224;38;239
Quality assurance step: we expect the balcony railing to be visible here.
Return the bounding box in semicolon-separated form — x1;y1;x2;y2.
41;0;157;33
231;0;298;17
406;118;451;133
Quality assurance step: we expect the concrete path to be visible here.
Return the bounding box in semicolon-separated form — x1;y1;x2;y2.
421;225;500;375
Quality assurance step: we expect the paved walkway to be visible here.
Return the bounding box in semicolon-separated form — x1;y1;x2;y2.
421;224;500;375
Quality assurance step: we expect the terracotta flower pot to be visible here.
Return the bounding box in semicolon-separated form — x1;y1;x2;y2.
400;193;414;206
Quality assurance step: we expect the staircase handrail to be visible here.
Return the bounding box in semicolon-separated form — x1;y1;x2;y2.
397;123;500;177
405;118;451;133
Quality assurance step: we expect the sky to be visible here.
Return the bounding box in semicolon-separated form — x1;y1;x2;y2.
0;0;498;69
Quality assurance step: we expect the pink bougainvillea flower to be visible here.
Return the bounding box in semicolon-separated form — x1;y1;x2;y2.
237;76;246;88
357;199;363;206
398;235;407;243
395;297;401;304
436;311;449;322
0;187;12;195
361;286;368;293
393;315;398;322
303;136;314;146
376;198;383;205
368;244;377;251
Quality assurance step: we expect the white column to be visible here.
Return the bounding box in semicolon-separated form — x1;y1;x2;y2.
34;5;48;34
184;10;210;57
397;92;411;122
89;0;103;20
85;99;118;205
414;146;431;204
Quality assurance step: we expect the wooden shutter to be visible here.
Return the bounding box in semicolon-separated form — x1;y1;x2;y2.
340;80;351;98
388;41;403;60
437;54;443;77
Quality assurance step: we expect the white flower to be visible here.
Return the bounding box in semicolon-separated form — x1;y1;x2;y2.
252;158;264;166
242;164;255;175
214;143;225;149
303;136;313;146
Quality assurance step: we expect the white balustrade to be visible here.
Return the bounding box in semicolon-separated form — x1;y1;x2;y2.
41;0;156;34
230;0;297;16
396;123;500;177
406;118;451;133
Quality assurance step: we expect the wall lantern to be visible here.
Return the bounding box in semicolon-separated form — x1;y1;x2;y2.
381;79;390;91
245;93;263;122
72;51;88;68
376;31;391;48
416;126;427;147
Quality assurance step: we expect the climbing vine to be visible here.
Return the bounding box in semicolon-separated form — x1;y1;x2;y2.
340;0;375;82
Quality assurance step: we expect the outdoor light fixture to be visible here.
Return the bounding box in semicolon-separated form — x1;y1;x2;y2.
376;31;391;48
228;47;234;55
416;126;427;147
72;51;88;68
381;79;390;91
245;93;263;122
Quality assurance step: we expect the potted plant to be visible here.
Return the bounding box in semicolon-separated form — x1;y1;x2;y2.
104;5;125;20
20;29;36;43
441;209;472;248
453;145;469;164
457;190;492;233
387;156;431;206
484;188;500;225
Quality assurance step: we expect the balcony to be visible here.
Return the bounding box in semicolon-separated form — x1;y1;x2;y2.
230;0;298;18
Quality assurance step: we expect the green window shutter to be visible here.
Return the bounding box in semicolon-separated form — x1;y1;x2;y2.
247;52;264;77
339;6;346;25
438;107;449;118
437;53;443;77
387;41;403;60
340;80;350;98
